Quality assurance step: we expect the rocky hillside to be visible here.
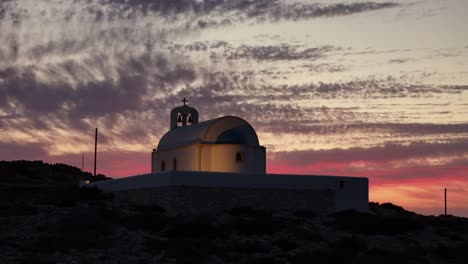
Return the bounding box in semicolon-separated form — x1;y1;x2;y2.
0;161;467;264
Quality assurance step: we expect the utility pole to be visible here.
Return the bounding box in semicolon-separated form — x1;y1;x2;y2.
94;128;97;176
81;153;84;172
444;188;447;215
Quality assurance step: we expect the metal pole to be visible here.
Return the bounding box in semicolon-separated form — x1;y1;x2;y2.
444;188;447;215
94;128;97;176
81;153;84;172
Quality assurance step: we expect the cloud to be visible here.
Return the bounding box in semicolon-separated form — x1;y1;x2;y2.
258;122;468;137
20;0;396;31
0;0;466;182
0;141;48;161
388;58;411;64
175;41;340;61
269;140;468;167
226;44;338;61
103;0;400;24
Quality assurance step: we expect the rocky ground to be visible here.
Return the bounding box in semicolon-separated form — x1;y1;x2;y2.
0;161;467;264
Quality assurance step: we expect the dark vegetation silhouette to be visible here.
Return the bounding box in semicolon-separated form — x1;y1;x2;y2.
0;160;467;263
0;160;111;183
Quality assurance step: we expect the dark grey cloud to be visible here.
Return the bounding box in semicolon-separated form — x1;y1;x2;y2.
270;140;468;167
300;63;346;73
378;123;468;136
106;1;400;18
258;121;468;136
0;0;400;32
0;141;47;161
343;48;414;56
226;44;337;61
144;72;468;137
0;68;71;113
169;41;346;73
277;1;399;20
388;58;411;64
260;121;468;138
180;72;468;103
171;41;341;62
78;0;401;29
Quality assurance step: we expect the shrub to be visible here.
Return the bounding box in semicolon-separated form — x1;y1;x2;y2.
165;214;221;238
43;186;111;207
144;235;168;251
404;245;427;258
239;254;286;264
379;203;408;213
329;235;367;257
293;209;317;219
288;226;323;241
5;201;37;216
435;227;464;241
122;212;170;232
357;248;409;264
130;203;166;214
35;231;113;253
226;206;271;218
432;214;468;231
272;235;300;251
331;210;424;235
21;253;56;264
165;237;220;264
228;237;272;254
228;215;285;235
431;243;465;260
77;187;110;201
55;207;112;234
288;247;343;264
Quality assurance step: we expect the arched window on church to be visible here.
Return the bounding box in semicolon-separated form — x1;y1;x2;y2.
177;113;183;127
187;113;192;126
172;159;177;171
161;160;165;172
236;152;244;162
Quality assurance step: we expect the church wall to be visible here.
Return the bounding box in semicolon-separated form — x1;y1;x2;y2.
152;144;199;173
335;178;369;211
152;143;266;174
89;171;368;213
201;144;265;174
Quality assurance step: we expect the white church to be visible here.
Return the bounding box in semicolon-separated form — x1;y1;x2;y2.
89;99;368;214
151;98;266;174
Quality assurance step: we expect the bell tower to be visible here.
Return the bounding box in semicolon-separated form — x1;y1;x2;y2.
170;97;199;130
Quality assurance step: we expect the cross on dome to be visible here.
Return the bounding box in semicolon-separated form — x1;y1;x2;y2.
182;97;188;105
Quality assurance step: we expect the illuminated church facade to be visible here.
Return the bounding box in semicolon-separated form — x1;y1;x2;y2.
151;99;266;174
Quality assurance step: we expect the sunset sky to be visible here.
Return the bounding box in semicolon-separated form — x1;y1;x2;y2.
1;0;467;216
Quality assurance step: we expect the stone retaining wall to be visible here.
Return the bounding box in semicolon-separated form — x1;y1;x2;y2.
114;186;335;215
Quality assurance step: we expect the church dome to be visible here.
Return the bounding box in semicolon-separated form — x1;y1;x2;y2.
157;116;260;151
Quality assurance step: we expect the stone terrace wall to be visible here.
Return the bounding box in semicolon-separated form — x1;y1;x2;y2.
114;186;335;215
